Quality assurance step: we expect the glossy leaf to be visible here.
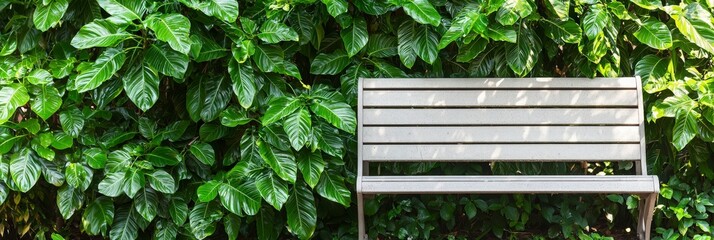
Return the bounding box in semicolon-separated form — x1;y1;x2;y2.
401;0;441;26
146;13;192;55
82;197;114;236
259;20;299;44
256;172;290;210
297;150;325;188
10;149;42;193
0;84;29;125
190;142;216;166
33;0;69;31
145;43;189;79
75;48;126;93
219;181;261;216
315;170;351;207
310;50;350;75
286;185;317;239
309;100;356;134
123;62;160;111
341;17;369;57
284;108;311;150
258;140;297;183
634;19;672;50
147;170;176;194
70;20;132;49
228;59;257;109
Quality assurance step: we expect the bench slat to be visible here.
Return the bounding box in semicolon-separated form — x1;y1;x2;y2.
362;126;641;143
363;90;638;107
363;78;637;89
363;144;640;162
363;108;640;125
360;175;659;194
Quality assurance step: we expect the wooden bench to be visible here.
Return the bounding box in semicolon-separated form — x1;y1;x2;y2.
355;77;659;240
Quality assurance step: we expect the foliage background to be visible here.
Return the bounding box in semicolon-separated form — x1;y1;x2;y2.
0;0;714;239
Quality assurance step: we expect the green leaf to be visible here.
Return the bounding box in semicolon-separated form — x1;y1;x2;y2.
457;37;488;62
256;172;290;210
666;3;714;55
146;147;182;167
190;142;216;166
310;50;350;75
187;75;232;122
297;150;325;188
660;95;701;150
402;0;441;26
465;202;477;219
223;214;241;240
84;148;107;169
146;13;192;55
413;24;439;64
309;100;356;134
315;170;351;207
82;197;114;236
485;25;518;43
630;0;662;10
321;0;348;17
253;44;284;73
65;162;92;191
0;84;30;125
286;185;317;239
109;205;140;240
582;4;610;40
59;108;84;137
57;185;83;219
10;149;42;193
97;0;145;23
228;59;257;109
98;171;125;197
0;33;17;56
497;0;533;26
123;62;159;111
398;21;418;68
75;48;127;93
220;106;251;127
634;19;672;50
438;5;483;49
258;140;297;183
259;20;299;44
365;34;398;58
154;220;178;240
146;43;188;79
147;169;176;194
134;188;159;221
30;85;62;121
181;0;239;23
635;55;669;93
189;202;223;240
199;123;228;142
219;181;262;216
70;20;132;49
33;0;69;31
197;180;221;202
122;168;145;198
27;69;53;85
547;0;569;19
261;96;302;126
542;19;582;44
506;27;541;76
284;108;311;150
169;198;189;225
341;17;369;57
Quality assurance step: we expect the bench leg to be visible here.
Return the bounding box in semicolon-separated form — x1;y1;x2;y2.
637;193;657;240
358;193;367;240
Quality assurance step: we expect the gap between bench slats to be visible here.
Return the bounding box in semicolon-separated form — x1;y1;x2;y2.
362;144;641;162
362;126;641;143
362;108;640;125
362;78;638;89
363;90;638;107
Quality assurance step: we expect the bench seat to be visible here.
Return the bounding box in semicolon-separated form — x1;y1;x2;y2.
361;175;659;194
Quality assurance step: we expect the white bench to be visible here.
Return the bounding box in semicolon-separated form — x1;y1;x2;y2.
355;77;659;239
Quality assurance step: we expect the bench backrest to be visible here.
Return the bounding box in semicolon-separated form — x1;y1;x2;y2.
357;77;647;178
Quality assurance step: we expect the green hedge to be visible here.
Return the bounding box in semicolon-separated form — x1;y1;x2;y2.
0;0;713;239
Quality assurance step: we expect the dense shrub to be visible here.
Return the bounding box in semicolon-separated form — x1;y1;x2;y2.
0;0;713;239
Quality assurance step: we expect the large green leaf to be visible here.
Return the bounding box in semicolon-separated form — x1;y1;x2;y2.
253;44;284;73
123;62;159;111
666;3;714;54
186;76;231;122
0;84;30;125
33;0;69;32
283;108;311;150
70;20;132;49
10;149;42;193
181;0;239;23
75;48;127;93
258;140;297;183
297;150;325;188
82;197;114;236
413;24;439;64
97;0;145;23
635;55;669;93
134;188;159;221
497;0;533;26
634;19;673;50
547;0;569;19
398;20;418;68
542;19;582;44
660;95;700;150
401;0;441;26
258;20;299;44
309;100;356;134
506;27;541;76
366;34;398;58
256;172;289;210
190;142;216;166
31;85;62;120
146;147;181;167
145;43;188;79
189;202;223;239
57;185;83;219
630;0;662;10
286;185;317;240
261;96;302;126
228;59;257;109
581;4;610;40
321;0;348;17
98;171;125;197
154;220;178;240
315;170;351;207
197;180;221;202
109;205;140;240
456;37;489;62
122;168;145;198
65;162;92;191
223;214;241;240
146;13;192;55
309;50;350;75
438;5;484;49
341;17;369;57
220;106;251;127
147;169;176;194
169;198;189;225
59;108;84;137
218;181;261;216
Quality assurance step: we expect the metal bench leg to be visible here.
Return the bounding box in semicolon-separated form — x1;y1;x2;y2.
637;193;657;240
358;192;367;240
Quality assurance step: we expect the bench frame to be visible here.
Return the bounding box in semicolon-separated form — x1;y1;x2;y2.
355;77;659;240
